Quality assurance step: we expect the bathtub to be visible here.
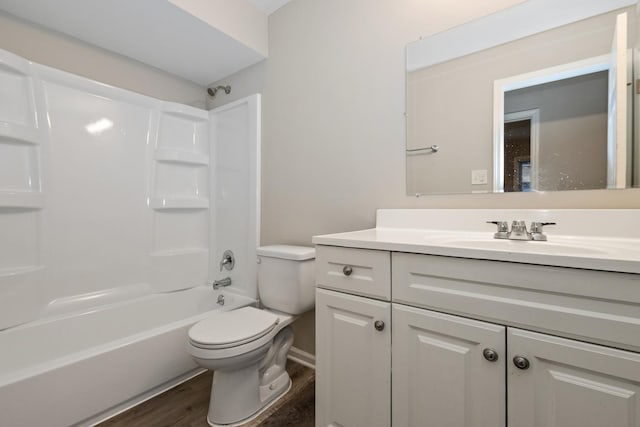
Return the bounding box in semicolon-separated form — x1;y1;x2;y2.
0;286;255;427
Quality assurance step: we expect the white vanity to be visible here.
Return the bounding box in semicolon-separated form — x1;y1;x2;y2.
313;209;640;427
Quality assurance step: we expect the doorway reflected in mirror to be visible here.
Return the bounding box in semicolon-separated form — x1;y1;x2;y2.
504;118;532;192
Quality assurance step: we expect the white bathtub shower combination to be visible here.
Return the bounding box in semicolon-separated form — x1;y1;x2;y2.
0;48;261;426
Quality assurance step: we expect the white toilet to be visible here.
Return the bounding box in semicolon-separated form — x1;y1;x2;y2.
187;245;315;426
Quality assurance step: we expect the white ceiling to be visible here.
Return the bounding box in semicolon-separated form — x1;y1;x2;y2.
0;0;271;86
248;0;292;15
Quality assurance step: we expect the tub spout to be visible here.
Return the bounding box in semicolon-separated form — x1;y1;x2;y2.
212;277;232;290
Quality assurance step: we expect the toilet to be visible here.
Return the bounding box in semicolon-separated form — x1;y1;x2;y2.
187;245;315;426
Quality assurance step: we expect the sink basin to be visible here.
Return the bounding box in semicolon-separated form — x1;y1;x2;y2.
430;237;608;256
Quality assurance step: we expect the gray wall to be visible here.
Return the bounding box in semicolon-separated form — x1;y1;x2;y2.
211;0;640;355
0;12;205;107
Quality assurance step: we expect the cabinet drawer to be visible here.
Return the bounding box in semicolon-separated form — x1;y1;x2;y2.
392;252;640;352
316;245;390;300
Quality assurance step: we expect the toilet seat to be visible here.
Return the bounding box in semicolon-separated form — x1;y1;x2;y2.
189;307;279;350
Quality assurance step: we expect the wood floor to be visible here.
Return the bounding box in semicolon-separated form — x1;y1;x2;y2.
98;360;315;427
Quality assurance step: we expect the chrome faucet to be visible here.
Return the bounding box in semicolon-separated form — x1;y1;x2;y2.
212;277;232;289
529;222;556;241
487;220;555;241
508;220;530;240
219;250;235;271
487;221;509;239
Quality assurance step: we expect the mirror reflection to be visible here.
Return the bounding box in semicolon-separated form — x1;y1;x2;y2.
499;64;610;192
406;0;638;195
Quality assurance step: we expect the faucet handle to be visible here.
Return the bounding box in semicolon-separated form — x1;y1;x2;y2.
487;221;509;239
219;250;235;271
530;222;556;240
487;221;509;231
530;222;556;234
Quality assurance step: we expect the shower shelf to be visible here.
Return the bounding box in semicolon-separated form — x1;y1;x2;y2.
155;149;209;166
0;192;44;209
0;122;39;145
149;196;209;210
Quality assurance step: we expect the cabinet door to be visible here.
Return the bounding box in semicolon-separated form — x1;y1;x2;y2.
392;304;506;427
508;328;640;427
316;288;391;427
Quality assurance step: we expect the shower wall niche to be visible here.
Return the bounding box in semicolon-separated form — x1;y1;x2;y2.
0;51;44;329
150;106;210;293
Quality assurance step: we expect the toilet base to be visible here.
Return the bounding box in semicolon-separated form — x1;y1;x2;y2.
207;375;292;427
205;327;295;426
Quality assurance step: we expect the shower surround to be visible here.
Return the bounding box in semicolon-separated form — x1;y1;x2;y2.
0;48;261;426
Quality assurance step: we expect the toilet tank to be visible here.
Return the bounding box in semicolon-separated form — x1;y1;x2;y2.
256;245;315;315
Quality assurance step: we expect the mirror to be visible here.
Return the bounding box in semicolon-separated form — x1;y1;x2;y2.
406;0;638;195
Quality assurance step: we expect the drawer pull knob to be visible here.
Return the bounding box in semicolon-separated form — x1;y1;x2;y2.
342;265;353;276
374;320;385;331
482;348;499;362
513;355;530;370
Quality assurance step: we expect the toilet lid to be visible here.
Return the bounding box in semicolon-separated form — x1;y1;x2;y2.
189;307;279;348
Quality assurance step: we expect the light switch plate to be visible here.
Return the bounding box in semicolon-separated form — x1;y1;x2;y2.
472;169;488;185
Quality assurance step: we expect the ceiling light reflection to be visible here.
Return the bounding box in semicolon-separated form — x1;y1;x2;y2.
85;118;114;135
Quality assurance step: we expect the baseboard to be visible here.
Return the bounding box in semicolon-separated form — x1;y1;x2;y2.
288;346;316;369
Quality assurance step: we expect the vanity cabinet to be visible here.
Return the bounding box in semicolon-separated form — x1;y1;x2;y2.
315;244;640;427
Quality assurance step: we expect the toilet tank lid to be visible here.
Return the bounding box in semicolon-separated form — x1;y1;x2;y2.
257;245;315;260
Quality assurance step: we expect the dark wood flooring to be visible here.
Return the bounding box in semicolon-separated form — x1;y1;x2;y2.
98;360;314;427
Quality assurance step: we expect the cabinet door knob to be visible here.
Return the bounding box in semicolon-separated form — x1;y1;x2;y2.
342;265;353;276
482;348;499;362
374;320;385;331
513;355;530;370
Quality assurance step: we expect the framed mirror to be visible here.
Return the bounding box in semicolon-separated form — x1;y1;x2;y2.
406;0;638;195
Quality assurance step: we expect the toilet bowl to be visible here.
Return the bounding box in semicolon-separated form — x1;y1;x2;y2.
187;245;315;426
188;307;295;426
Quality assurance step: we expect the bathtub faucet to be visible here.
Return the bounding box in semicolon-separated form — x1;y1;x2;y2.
212;277;232;290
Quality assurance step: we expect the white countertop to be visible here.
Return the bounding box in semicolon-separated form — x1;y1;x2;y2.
312;209;640;274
